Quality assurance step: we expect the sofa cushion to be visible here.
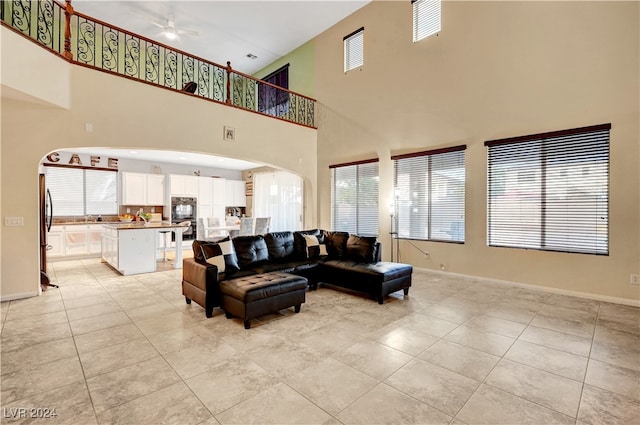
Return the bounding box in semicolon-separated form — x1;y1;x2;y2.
233;235;269;269
263;231;295;262
323;231;350;259
346;235;378;263
200;238;240;274
303;234;328;259
293;229;321;259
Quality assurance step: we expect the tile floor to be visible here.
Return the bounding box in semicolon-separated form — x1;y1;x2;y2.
1;258;639;425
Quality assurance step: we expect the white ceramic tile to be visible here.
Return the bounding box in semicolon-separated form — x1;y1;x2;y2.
485;359;583;417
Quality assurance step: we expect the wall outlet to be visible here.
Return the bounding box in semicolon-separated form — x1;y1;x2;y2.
631;274;640;285
4;217;24;226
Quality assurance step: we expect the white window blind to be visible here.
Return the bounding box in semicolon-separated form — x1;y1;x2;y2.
392;146;466;242
46;166;117;216
331;159;379;236
486;124;610;255
344;27;364;72
413;0;441;43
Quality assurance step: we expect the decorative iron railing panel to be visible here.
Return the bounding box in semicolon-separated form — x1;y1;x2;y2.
1;0;64;54
1;0;316;128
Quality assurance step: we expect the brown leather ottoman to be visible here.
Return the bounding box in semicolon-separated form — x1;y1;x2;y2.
219;272;307;329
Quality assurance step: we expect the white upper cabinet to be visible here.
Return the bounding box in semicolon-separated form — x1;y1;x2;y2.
122;172;165;206
146;174;165;205
225;180;246;207
169;174;198;197
198;177;213;205
212;178;226;206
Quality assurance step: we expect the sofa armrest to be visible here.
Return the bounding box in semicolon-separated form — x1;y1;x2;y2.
373;242;382;262
182;258;220;317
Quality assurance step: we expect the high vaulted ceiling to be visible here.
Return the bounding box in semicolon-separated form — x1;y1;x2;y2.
73;0;370;76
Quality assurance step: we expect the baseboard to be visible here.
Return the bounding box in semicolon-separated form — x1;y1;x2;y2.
0;291;39;302
414;267;640;307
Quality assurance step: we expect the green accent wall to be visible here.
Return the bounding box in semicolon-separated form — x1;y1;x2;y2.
254;40;316;98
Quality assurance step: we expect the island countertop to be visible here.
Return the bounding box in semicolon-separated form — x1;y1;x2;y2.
101;222;186;230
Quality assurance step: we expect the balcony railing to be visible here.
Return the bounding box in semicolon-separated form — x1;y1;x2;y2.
1;0;316;128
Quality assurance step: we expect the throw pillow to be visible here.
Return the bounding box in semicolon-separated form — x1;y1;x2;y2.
346;235;377;263
200;238;240;274
192;239;218;264
303;234;328;259
323;231;349;259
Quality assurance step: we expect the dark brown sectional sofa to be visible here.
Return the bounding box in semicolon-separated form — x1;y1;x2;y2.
182;229;413;328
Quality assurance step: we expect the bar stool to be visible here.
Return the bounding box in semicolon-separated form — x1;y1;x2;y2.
159;230;171;261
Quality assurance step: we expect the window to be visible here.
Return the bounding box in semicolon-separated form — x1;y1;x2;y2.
331;159;379;236
258;64;289;117
344;27;364;72
413;0;441;42
486;124;610;255
46;166;117;216
392;146;466;242
252;170;303;232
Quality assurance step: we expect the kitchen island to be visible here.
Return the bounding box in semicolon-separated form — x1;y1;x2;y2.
101;222;188;275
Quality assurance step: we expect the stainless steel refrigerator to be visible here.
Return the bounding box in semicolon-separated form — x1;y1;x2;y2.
39;173;57;289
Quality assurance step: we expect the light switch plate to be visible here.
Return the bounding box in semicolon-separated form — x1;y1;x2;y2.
5;217;24;226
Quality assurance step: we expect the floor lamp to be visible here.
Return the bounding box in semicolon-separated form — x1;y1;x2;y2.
389;200;397;262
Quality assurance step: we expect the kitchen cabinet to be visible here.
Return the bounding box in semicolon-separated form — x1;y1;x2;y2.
122;172;165;205
47;225;65;257
87;224;103;254
47;224;103;259
197;177;227;229
65;226;88;256
225;180;246;207
101;225;156;274
212;178;226;206
146;175;165;205
169;174;198;197
197;177;212;205
101;223;187;275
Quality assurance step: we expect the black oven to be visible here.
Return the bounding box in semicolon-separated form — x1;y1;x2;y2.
171;197;197;241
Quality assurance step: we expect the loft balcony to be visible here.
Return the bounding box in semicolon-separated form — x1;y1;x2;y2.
0;0;316;128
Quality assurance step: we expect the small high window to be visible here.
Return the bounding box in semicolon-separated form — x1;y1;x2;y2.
344;27;364;73
413;0;441;43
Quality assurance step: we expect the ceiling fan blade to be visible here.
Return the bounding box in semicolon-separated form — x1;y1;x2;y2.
151;21;166;29
177;29;199;36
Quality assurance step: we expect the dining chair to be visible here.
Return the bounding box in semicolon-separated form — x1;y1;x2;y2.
196;218;207;240
206;217;223;238
238;217;254;236
254;217;271;235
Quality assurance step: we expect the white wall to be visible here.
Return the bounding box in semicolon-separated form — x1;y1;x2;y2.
314;1;639;302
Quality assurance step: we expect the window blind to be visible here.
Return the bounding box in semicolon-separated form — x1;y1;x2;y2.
412;0;441;43
46;166;117;216
392;146;466;242
331;159;379;236
486;124;610;255
344;27;364;72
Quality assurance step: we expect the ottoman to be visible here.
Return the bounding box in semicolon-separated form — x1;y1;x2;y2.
219;272;307;329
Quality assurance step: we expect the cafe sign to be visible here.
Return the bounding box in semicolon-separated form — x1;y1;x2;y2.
44;151;118;169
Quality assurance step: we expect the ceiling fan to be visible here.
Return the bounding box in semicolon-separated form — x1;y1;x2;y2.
151;18;199;41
